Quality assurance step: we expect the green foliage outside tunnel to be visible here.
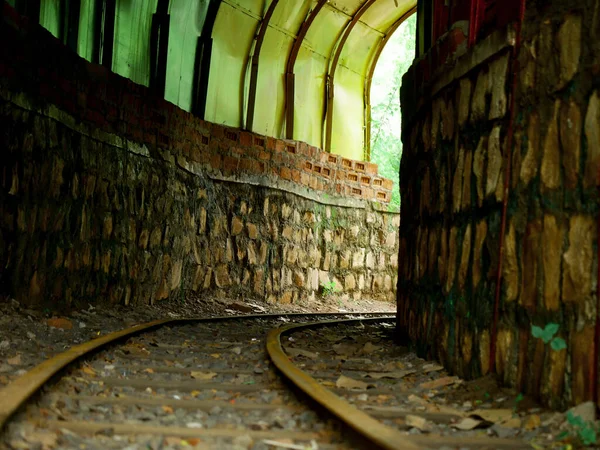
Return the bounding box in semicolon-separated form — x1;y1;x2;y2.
370;14;416;211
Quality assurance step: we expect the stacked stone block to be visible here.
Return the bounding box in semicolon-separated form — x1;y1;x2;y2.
0;15;399;310
400;2;600;408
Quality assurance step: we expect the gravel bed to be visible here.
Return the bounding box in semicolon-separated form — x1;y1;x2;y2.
0;292;393;388
3;316;388;449
284;321;591;449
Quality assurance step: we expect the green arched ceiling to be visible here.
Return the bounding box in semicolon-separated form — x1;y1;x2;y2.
35;0;416;161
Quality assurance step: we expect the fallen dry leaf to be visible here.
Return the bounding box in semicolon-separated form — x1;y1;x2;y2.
250;421;269;431
344;357;373;364
405;414;431;432
191;371;217;380
419;376;459;390
47;317;73;330
143;368;154;374
262;439;308;450
426;403;465;417
422;363;444;373
229;301;254;313
451;417;489;430
470;408;515;424
24;430;58;447
502;417;522;428
162;405;174;414
408;394;429;405
382;361;405;371
335;375;373;390
285;347;318;359
361;342;381;354
121;344;150;356
7;355;21;365
365;369;416;380
332;343;356;356
310;363;328;371
81;366;96;376
524;414;541;430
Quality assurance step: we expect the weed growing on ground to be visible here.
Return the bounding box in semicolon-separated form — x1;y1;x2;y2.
513;393;524;413
557;411;598;446
320;281;339;297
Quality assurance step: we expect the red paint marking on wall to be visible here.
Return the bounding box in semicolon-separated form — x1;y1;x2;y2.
595;182;600;404
489;0;527;374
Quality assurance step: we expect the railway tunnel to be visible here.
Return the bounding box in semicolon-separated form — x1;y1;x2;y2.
0;0;599;422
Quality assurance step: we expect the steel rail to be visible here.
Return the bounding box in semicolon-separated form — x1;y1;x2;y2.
267;317;416;450
267;317;534;450
0;311;392;431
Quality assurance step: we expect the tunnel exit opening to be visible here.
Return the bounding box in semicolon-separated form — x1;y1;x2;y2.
367;13;416;211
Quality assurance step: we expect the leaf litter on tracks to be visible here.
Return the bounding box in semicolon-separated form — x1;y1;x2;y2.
190;371;217;380
363;369;416;380
285;347;319;360
335;375;375;390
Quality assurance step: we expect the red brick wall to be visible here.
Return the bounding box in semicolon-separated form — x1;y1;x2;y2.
0;5;392;205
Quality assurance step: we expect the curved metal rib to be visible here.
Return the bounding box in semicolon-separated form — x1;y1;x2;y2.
245;0;280;132
324;0;378;152
363;6;416;160
284;0;328;140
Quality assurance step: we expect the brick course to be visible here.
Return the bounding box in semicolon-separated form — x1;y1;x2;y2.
0;12;399;310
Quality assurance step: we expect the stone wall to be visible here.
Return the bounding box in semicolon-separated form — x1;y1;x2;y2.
399;1;600;408
0;12;399;309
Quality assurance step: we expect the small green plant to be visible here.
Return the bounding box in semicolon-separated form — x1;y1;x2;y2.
531;323;567;351
320;281;339;297
513;393;524;412
557;411;598;446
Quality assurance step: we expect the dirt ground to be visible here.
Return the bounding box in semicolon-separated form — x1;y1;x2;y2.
1;293;597;448
287;322;595;449
0;291;394;388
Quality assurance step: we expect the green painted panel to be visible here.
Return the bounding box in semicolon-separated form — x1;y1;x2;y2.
293;7;347;148
361;0;414;32
164;0;200;111
293;48;326;148
204;1;260;127
304;5;348;59
28;0;418;165
339;22;379;75
269;0;313;31
331;67;364;159
113;0;157;87
39;0;61;38
329;0;364;15
77;0;98;61
250;0;312;137
251;26;293;136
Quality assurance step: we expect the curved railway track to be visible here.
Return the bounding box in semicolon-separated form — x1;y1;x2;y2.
0;313;531;449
